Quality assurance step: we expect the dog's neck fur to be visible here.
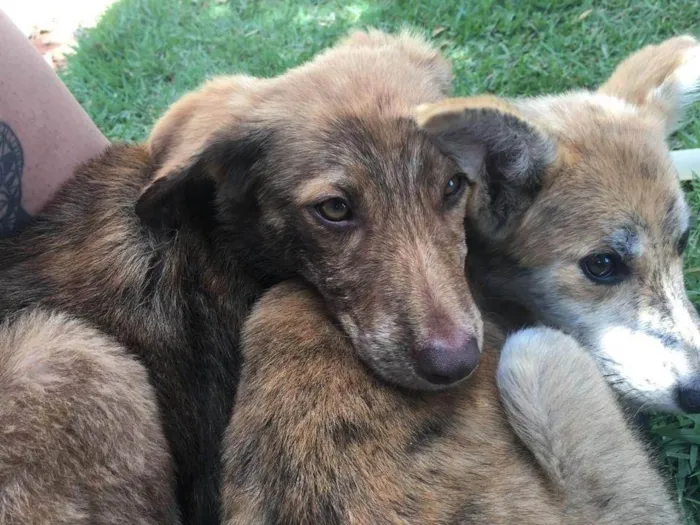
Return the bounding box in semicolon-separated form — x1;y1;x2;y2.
0;143;265;524
466;229;538;333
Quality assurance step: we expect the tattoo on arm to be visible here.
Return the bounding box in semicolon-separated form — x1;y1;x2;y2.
0;121;31;236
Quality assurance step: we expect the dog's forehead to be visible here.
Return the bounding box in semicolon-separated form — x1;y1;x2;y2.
553;176;684;246
518;122;688;262
555;115;682;211
316;115;454;186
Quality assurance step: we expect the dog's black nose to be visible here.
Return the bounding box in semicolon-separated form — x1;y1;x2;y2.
415;334;481;385
677;378;700;413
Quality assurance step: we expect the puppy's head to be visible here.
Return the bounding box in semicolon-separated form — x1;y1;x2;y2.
136;30;486;391
418;36;700;412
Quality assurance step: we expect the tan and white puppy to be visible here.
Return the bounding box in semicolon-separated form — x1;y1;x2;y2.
417;35;700;413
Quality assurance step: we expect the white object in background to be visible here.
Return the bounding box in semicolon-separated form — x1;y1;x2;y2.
672;149;700;181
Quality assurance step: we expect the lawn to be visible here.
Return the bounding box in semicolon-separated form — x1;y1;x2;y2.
60;0;700;521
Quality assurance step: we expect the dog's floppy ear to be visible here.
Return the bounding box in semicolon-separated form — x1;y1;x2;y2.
416;96;554;240
598;35;700;136
136;129;271;228
137;76;269;228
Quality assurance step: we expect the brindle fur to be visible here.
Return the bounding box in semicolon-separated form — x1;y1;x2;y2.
221;281;680;524
0;30;478;524
0;309;178;525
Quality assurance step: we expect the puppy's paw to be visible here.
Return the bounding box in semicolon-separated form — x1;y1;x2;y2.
499;326;582;367
497;327;598;397
497;327;617;448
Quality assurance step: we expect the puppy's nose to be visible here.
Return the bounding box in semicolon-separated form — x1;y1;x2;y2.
415;332;481;386
677;377;700;413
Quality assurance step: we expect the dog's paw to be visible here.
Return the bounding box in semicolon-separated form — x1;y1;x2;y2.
497;327;597;393
500;326;579;363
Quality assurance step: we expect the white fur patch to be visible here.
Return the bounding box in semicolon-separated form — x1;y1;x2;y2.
597;326;691;411
673;45;700;106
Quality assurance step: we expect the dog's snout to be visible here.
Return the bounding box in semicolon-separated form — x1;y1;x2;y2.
415;332;481;386
677;378;700;413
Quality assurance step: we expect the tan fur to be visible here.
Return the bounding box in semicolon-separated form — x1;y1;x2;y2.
147;74;268;182
0;310;178;525
418;35;700;413
221;283;680;524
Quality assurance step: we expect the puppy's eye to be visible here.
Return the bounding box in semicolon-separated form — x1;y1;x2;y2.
444;174;467;200
580;253;626;284
316;198;352;222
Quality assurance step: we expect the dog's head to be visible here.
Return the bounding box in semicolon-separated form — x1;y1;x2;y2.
417;36;700;412
135;30;489;391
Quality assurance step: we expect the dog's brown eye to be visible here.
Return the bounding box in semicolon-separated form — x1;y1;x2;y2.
317;198;351;222
580;252;626;285
586;254;614;277
444;174;466;199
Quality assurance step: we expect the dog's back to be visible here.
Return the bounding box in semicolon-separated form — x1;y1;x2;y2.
0;309;178;524
0;142;253;523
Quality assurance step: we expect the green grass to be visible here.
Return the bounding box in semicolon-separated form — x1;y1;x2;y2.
60;0;700;521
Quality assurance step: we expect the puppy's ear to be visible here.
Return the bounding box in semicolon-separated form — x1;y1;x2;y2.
137;76;268;228
416;96;554;240
136;129;272;229
598;35;700;136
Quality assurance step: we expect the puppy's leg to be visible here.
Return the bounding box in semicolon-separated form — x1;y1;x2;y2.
497;327;681;525
0;310;178;525
221;281;346;525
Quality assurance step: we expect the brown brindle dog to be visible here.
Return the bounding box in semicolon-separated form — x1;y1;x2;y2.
0;30;480;524
220;35;700;525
